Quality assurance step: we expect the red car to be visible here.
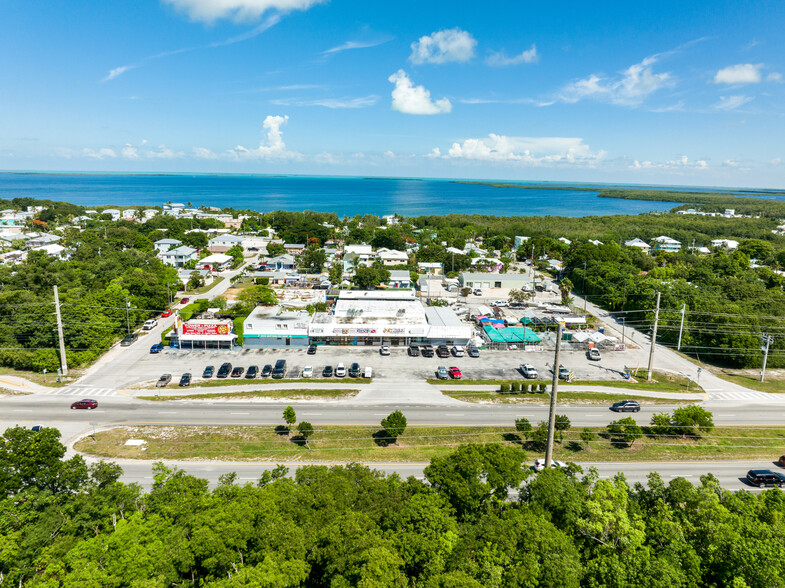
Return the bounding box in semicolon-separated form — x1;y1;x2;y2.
179;298;190;305
448;367;462;379
161;310;173;318
70;399;98;410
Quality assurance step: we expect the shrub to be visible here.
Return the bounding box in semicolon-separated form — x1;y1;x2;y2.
511;382;521;393
500;383;511;394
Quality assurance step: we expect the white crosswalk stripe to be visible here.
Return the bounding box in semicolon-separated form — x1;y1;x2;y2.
709;390;785;403
43;386;117;397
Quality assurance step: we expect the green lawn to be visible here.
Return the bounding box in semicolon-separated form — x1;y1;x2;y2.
0;366;71;388
75;424;785;464
442;389;699;405
714;371;785;394
138;388;359;401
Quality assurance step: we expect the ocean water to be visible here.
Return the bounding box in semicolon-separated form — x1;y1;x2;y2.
0;172;724;217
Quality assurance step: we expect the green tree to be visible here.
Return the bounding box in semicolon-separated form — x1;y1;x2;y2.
530;421;549;451
580;428;594;448
514;417;532;440
559;277;574;305
671;405;714;437
266;241;285;256
554;414;571;443
283;406;296;433
238;284;277;308
381;410;407;444
297;421;314;449
300;246;327;273
607;417;643;447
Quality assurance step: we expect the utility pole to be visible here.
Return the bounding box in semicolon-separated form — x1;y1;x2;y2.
53;285;68;376
544;322;563;468
677;304;686;351
621;317;626;346
761;334;774;383
125;298;131;335
531;244;535;292
647;291;661;381
582;260;588;314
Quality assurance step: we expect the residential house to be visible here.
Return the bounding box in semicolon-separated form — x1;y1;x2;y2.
122;209;138;221
388;270;413;289
471;257;504;272
418;262;443;275
160;245;198;268
376;248;409;266
26;233;61;249
197;253;233;271
652;236;681;253
32;243;69;260
102;209;121;221
154;238;183;253
178;269;213;288
207;233;244;253
382;214;399;225
248;271;291;286
588;239;603;246
711;239;739;250
142;209;158;220
513;236;530;249
459;272;531;290
284;243;306;255
624;238;651;252
558;237;572;245
265;254;297;271
163;203;186;216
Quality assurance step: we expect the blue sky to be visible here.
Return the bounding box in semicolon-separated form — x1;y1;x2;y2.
1;0;784;187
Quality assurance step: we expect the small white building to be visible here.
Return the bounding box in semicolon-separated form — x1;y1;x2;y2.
418;262;443;275
388;270;413;289
160;245;198;268
32;243;68;259
154;238;183;253
207;234;244;253
197;253;233;271
624;238;651;252
711;239;739;250
102;209;121;221
652;236;681;253
376;248;409;266
243;307;311;349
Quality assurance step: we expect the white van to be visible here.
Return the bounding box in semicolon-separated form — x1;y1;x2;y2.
452;345;465;357
364;366;373;379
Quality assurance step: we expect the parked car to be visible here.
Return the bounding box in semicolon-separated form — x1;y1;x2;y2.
448;367;462;379
179;297;190;305
610;400;641;413
408;345;420;357
31;424;44;432
779;455;785;468
231;366;244;378
588;348;601;361
217;363;232;378
179;373;192;387
436;345;450;358
302;366;313;377
262;364;273;378
364;366;373;378
161;310;173;318
322;365;334;377
307;345;317;355
70;399;98;410
747;469;785;487
520;364;539;379
473;288;482;296
558;365;572;380
492;300;509;307
467;346;480;358
380;346;390;356
120;333;139;347
437;366;450;380
245;365;259;379
149;343;164;354
272;359;287;379
202;365;214;378
533;459;567;472
142;319;158;330
335;362;347;377
156;374;172;387
452;345;465;357
349;362;361;378
421;345;434;358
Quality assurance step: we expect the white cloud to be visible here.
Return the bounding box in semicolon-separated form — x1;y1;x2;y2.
485;44;538;67
714;95;753;111
121;145;140;159
383;150;396;159
769;158;782;166
321;39;390;55
630;156;708;170
768;72;783;83
193;147;219;159
444;135;603;166
228;114;301;159
714;63;763;84
162;0;326;23
426;147;441;158
83;148;117;160
146;144;183;159
555;54;672;106
722;159;739;168
409;28;476;65
103;65;136;82
388;70;452;115
271;95;378;108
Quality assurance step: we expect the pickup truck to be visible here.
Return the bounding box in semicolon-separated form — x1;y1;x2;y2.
156;374;172;387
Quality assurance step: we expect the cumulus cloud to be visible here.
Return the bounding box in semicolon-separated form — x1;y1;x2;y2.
714;63;763;84
485;44;538;67
162;0;326;23
193;147;219;159
714;95;753;111
388;70;452;115
228;114;301;159
630;156;708;170
409;28;476;64
554;54;672;107
444;135;603;166
426;147;442;158
83;148;117;160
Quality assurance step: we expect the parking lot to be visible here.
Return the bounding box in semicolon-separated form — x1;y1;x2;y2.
125;343;633;388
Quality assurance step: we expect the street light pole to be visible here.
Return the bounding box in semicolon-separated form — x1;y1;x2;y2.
544;323;563;468
646;291;661;381
582;260;587;314
125;298;131;335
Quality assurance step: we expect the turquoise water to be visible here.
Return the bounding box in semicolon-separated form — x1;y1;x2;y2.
0;172;719;217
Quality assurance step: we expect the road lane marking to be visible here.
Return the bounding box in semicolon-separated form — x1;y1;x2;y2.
230;412;250;415
302;412;322;415
12;409;32;412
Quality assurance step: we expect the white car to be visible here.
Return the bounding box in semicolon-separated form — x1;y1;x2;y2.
493;300;509;307
379;346;390;356
335;363;346;377
533;459;567;472
302;366;313;378
142;319;158;330
520;364;539;379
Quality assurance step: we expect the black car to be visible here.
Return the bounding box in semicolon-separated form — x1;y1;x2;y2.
202;365;214;378
307;345;317;355
467;346;480;358
421;345;434;358
747;469;785;487
272;359;287;379
349;362;361;377
323;365;333;377
610;400;641;412
408;345;420;357
436;345;450;358
245;365;259;379
217;363;232;378
231;366;245;378
262;364;273;377
179;373;192;387
120;333;139;347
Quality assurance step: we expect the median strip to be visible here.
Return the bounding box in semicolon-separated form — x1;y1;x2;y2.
138;388;359;401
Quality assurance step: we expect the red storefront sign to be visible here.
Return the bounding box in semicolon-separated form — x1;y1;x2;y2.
181;323;231;336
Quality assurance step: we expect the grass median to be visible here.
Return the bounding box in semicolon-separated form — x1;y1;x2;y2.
75;424;785;464
441;390;699;405
138;388;359;401
714;371;785;394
